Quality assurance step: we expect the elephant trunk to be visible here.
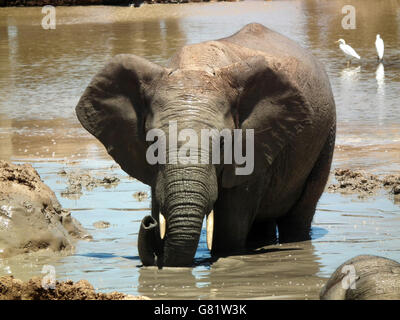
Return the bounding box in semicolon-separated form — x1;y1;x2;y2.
161;164;217;267
138;215;163;266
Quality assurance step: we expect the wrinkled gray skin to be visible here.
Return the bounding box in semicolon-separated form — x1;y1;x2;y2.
321;255;400;300
76;23;336;267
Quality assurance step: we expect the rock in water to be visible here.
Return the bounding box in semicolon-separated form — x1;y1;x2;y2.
0;161;90;258
320;255;400;300
93;221;110;229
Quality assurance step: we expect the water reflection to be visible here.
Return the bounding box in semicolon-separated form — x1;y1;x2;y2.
0;0;400;299
376;62;385;125
137;241;324;299
376;62;385;88
302;0;400;58
0;12;186;121
340;65;361;80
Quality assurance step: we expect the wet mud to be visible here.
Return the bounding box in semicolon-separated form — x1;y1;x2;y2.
60;169;120;200
133;191;149;202
328;168;400;198
0;161;91;258
93;220;110;229
0;275;149;300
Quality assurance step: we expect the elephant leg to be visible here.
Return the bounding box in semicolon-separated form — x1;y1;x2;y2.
246;219;277;249
212;180;263;254
277;124;335;243
212;195;253;254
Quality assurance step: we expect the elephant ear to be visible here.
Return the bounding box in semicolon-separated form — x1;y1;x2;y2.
76;54;167;185
218;55;313;188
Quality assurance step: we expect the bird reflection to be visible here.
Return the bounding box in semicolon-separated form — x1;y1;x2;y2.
376;62;385;87
340;65;361;81
376;62;385;125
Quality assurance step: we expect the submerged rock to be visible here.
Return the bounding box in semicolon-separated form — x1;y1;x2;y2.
0;275;149;300
93;220;110;229
132;191;148;202
0;161;91;258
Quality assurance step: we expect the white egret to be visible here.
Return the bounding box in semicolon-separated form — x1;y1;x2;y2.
335;39;360;66
375;34;384;62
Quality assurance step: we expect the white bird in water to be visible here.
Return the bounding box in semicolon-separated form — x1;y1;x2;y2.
335;39;360;66
375;34;384;62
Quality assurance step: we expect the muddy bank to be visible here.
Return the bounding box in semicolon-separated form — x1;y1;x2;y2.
1;0;215;7
328;168;400;198
0;161;90;258
1;0;131;6
0;275;149;300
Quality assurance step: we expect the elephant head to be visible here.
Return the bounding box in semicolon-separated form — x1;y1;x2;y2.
76;54;311;267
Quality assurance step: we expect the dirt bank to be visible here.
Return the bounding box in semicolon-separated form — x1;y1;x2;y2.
0;275;149;300
0;160;91;258
328;168;400;198
1;0;213;7
1;0;131;6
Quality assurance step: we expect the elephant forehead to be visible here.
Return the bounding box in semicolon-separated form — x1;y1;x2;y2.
170;41;238;70
156;70;226;96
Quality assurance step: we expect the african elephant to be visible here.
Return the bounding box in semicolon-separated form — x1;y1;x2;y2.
320;255;400;300
75;23;336;267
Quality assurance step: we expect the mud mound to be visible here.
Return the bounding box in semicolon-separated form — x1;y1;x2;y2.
0;275;149;300
60;170;120;200
93;220;110;229
133;191;148;202
328;168;400;197
381;174;400;195
0;161;91;258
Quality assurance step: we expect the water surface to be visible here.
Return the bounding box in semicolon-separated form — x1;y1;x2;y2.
0;0;400;299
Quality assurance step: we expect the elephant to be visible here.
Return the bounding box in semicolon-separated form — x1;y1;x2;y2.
75;23;336;267
320;255;400;300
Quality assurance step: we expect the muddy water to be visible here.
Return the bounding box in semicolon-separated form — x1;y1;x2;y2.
1;0;400;299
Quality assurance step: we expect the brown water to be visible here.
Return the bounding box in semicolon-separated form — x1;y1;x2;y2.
0;0;400;299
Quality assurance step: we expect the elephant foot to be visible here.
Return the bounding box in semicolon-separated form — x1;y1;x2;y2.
138;215;163;267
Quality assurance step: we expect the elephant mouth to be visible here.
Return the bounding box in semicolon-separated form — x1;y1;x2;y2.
159;210;214;250
138;210;214;268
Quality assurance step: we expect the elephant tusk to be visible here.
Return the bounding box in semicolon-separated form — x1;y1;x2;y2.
206;210;214;251
159;212;166;240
